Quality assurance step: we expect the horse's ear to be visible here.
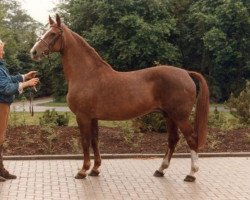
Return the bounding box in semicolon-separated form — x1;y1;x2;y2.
56;14;61;27
49;15;55;25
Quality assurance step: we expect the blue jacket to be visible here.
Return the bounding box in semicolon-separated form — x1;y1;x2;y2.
0;59;23;104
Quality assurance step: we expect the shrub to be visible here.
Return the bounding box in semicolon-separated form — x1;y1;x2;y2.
114;121;143;147
226;81;250;125
208;107;241;130
39;109;69;126
134;112;166;133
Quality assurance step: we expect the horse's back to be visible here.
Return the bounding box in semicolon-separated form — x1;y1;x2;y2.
139;65;196;95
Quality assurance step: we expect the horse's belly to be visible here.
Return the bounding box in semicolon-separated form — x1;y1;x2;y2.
95;99;157;120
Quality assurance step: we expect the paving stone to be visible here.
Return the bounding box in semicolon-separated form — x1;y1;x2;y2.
0;157;249;199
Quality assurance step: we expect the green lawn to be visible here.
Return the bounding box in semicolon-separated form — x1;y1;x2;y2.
9;112;77;126
9;108;240;129
9;111;131;128
36;102;68;107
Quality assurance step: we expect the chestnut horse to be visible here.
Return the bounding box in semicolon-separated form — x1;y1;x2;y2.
30;15;209;182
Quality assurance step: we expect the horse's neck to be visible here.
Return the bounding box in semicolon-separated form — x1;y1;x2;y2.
61;28;113;83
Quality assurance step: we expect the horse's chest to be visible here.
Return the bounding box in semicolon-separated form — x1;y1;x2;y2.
66;90;94;114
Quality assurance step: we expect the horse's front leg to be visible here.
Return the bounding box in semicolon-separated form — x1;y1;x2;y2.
75;116;92;179
89;119;101;176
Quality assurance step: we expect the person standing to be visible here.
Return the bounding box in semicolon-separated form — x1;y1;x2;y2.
0;39;39;181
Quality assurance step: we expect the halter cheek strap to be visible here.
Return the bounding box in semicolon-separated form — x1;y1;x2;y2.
37;25;64;54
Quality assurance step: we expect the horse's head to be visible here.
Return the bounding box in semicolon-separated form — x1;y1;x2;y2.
30;14;63;61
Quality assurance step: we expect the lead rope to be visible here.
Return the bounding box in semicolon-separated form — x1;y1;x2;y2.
29;89;34;116
29;82;41;116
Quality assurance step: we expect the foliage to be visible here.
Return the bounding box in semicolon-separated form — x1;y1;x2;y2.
57;0;181;71
113;121;143;147
134;112;166;133
134;108;244;133
39;109;69;126
0;0;41;74
208;107;243;130
226;81;250;125
41;124;58;154
174;0;250;101
68;138;81;153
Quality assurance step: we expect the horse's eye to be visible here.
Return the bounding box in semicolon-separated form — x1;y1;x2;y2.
51;32;56;37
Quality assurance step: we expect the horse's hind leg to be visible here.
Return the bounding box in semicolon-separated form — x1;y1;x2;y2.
154;118;179;177
177;119;199;182
75;116;92;179
89;119;101;176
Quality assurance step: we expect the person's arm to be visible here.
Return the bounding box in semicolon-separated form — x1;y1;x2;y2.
0;69;39;95
0;69;19;95
10;74;24;83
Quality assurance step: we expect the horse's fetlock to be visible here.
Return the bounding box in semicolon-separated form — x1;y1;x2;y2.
192;165;199;172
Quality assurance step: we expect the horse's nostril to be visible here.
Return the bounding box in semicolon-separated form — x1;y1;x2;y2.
32;50;37;56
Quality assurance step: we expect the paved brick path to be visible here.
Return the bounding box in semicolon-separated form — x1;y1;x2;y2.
0;157;249;200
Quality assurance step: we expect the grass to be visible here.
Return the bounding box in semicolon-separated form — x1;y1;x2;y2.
9;108;245;130
40;102;228;111
36;102;68;107
210;103;225;107
9;112;77;126
9;111;132;128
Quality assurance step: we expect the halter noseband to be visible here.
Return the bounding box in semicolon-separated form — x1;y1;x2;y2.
38;25;64;55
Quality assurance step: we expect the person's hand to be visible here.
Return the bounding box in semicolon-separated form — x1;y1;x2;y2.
23;78;39;88
24;71;38;80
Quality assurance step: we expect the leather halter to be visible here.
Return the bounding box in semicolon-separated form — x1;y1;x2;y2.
37;25;64;55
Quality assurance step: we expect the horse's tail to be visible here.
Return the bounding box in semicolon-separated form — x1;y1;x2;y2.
188;71;210;150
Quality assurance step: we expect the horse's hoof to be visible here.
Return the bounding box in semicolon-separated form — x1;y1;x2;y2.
75;172;87;179
184;175;196;182
153;170;164;177
0;176;6;182
89;169;100;176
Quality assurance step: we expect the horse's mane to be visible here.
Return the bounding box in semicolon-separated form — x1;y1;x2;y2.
67;27;112;68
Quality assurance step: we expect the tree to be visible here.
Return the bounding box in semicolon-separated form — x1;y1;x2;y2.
0;0;52;97
176;0;250;101
57;0;181;71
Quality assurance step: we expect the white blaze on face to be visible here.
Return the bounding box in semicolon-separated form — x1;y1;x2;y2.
30;28;51;60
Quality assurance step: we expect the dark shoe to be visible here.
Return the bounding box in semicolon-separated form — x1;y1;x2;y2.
0;145;16;179
0;176;6;182
0;168;17;179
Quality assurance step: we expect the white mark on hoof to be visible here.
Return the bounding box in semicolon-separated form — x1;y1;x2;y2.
189;150;199;176
158;148;170;173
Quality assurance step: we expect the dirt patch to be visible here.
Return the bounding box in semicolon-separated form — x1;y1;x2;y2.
4;125;250;155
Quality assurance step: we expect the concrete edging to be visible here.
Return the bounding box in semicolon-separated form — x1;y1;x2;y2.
4;152;250;160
